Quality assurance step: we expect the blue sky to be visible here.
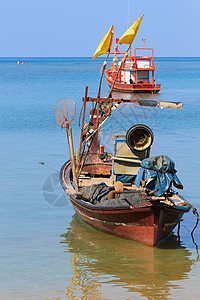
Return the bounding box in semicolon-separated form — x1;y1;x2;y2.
1;0;199;57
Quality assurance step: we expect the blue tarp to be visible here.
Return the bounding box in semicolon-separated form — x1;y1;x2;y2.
135;155;183;196
116;174;136;183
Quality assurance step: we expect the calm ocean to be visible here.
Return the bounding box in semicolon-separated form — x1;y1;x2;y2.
1;57;200;299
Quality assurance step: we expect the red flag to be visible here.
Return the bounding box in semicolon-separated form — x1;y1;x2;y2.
116;38;122;45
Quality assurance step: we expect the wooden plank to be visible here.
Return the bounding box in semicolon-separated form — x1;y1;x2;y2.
85;97;182;109
112;156;141;163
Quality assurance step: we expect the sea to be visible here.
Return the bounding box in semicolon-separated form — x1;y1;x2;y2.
1;57;200;300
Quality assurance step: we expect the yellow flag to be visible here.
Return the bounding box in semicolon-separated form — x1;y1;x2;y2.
93;25;114;60
117;14;144;45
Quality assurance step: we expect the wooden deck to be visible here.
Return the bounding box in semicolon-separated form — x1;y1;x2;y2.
78;176;113;187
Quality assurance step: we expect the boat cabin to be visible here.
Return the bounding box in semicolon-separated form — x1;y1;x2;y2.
105;45;161;93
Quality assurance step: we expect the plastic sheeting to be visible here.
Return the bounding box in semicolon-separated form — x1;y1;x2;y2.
79;183;114;204
135;155;183;196
79;183;149;207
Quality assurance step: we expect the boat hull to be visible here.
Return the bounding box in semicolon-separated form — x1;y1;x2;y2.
105;73;161;93
60;161;189;247
70;198;185;246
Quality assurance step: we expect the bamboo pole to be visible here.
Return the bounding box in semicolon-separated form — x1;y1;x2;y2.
77;86;88;178
97;51;110;98
76;147;79;174
97;28;113;98
137;100;182;109
66;127;78;192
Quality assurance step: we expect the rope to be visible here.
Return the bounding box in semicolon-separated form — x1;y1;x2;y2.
187;202;200;222
177;203;199;260
36;160;58;173
184;201;200;235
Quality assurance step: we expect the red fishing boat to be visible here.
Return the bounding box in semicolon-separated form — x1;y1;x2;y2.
55;17;193;247
16;61;28;65
56;87;190;247
105;41;161;93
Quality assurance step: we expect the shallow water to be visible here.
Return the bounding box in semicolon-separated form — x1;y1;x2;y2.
0;57;200;299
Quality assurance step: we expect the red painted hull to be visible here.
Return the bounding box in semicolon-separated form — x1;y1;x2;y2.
105;74;161;94
60;161;189;247
70;201;183;247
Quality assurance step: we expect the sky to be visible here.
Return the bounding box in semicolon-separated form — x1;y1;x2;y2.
0;0;199;57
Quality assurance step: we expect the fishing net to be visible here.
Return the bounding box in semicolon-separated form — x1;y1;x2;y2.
55;98;76;128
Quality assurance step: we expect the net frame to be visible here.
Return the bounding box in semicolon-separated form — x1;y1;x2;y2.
55;98;76;128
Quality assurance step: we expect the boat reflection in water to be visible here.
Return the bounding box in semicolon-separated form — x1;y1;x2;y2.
61;214;193;300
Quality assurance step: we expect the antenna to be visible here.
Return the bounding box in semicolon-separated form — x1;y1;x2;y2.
127;0;130;28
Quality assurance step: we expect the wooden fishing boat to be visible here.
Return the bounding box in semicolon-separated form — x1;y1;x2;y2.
16;61;28;65
55;17;192;247
57;88;190;247
105;42;161;93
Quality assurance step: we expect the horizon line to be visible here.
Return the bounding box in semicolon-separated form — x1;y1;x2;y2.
0;56;200;59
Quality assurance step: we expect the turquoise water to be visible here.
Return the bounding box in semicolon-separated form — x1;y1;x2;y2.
1;57;200;299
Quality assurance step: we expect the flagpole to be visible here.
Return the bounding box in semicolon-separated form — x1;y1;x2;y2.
108;44;131;98
97;28;113;98
97;51;110;98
